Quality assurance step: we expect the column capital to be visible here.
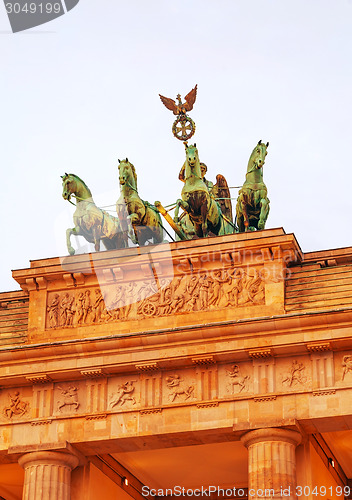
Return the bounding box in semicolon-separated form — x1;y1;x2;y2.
241;427;302;448
19;450;79;470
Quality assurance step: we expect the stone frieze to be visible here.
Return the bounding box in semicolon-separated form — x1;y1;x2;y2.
45;268;265;329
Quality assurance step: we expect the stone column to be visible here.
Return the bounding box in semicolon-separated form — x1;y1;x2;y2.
19;451;79;500
241;428;302;500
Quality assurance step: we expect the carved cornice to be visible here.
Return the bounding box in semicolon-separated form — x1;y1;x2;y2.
197;402;219;408
80;369;106;378
248;348;273;359
85;414;107;420
253;395;277;402
306;342;331;352
31;420;52;426
135;362;159;372
26;375;52;384
139;408;162;415
312;389;336;396
192;355;215;365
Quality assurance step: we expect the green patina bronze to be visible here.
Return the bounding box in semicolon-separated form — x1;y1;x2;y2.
174;143;233;238
62;173;127;255
116;159;164;246
236;140;270;232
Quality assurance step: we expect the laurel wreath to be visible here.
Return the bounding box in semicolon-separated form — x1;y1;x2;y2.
172;115;196;141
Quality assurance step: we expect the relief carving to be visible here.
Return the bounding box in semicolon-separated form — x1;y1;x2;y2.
165;375;194;402
3;391;29;419
226;364;250;393
47;294;60;328
59;293;75;326
109;381;137;408
281;360;307;387
46;266;265;328
57;385;80;412
342;355;352;381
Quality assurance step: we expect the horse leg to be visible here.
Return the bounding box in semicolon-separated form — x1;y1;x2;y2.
201;201;208;237
258;197;270;230
66;227;80;256
174;201;181;223
91;226;101;252
236;194;248;233
237;197;249;232
177;199;190;214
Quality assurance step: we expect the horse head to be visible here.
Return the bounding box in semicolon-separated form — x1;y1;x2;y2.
185;143;199;168
61;173;75;201
249;140;269;171
118;158;137;190
61;173;92;202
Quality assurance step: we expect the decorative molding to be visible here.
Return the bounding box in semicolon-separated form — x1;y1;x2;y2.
26;374;52;384
192;355;215;365
139;408;162;415
197;402;219;408
253;395;277;402
31;420;52;426
135;362;159;372
102;268;115;282
312;389;336;396
80;369;106;378
248;348;273;359
63;273;75;287
85;414;107;420
25;278;37;291
73;273;85;285
306;342;331;352
36;277;47;290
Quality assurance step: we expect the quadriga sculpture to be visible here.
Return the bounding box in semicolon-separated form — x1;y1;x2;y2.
62;173;127;255
116;159;164;245
175;143;232;238
236;140;270;232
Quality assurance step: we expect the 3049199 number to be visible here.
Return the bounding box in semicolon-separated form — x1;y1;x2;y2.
5;3;62;14
296;485;351;497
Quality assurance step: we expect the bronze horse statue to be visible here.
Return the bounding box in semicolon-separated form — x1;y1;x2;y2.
175;143;232;238
62;173;127;255
236;140;270;232
116;159;164;245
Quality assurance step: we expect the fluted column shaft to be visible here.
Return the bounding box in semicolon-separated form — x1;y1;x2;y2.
19;451;79;500
241;428;302;500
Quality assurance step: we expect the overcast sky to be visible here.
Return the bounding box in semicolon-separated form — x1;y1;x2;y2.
1;0;352;292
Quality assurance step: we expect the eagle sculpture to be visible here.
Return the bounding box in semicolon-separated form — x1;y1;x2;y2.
159;85;197;116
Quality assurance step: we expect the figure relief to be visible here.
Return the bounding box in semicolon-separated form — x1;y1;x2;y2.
226;364;250;393
3;391;29;419
109;381;137;408
165;374;194;402
47;294;60;328
47;266;265;329
57;385;80;413
281;360;307;387
342;355;352;381
92;289;107;323
60;293;75;326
